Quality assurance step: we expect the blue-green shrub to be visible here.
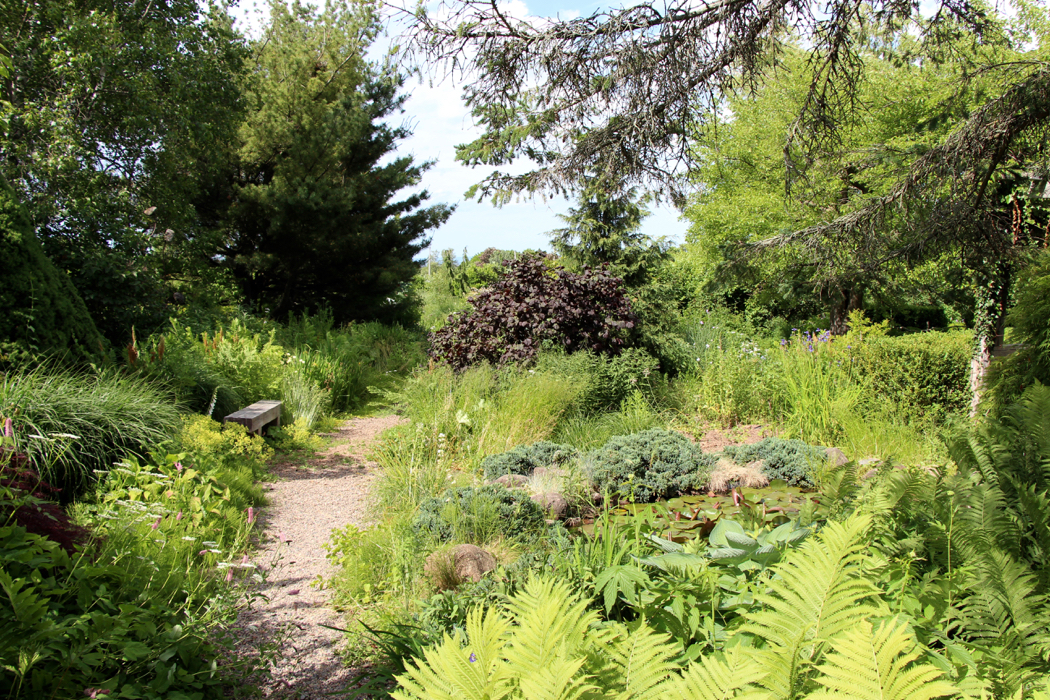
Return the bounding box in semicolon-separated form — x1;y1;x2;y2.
481;441;578;480
413;485;546;543
585;429;715;502
722;437;827;487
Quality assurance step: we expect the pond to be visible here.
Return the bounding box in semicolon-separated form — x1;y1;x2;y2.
577;479;825;542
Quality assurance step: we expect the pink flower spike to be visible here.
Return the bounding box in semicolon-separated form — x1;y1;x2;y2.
175;511;183;521
175;462;183;472
3;418;12;438
242;554;250;565
225;569;234;583
199;550;208;555
151;517;162;530
278;532;291;544
246;507;255;525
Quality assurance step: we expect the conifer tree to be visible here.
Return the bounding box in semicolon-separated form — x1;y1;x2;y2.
212;0;452;324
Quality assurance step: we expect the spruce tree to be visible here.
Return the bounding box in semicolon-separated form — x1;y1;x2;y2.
0;178;104;363
212;0;452;325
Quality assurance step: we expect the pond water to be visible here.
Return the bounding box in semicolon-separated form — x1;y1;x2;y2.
578;479;825;542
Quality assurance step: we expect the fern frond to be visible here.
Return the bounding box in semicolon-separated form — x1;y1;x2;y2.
393;607;513;700
515;655;593;700
804;618;957;700
603;619;679;698
956;483;1021;563
503;576;604;674
657;647;770;700
741;514;881;699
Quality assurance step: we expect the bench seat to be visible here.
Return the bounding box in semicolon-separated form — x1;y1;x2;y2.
224;400;282;435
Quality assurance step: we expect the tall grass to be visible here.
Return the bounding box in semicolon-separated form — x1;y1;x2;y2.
0;366;179;498
773;338;865;444
282;314;425;413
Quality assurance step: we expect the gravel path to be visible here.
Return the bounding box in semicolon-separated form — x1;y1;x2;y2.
234;414;404;699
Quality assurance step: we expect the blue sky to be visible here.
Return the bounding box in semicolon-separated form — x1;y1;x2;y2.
231;0;691;259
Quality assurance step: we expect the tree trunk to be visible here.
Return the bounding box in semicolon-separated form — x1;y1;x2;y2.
829;284;864;336
969;264;1011;416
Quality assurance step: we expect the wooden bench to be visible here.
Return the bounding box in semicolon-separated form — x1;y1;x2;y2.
224;400;282;435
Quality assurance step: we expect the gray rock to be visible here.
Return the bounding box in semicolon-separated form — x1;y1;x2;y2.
492;474;530;489
824;447;850;467
531;491;569;519
425;544;497;587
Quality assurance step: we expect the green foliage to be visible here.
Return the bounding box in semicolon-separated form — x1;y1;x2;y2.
0;525;233;699
480;441;578;480
214;0;451;324
278;314;425;413
0;178;104;363
413;485;546;544
1;0;245;345
988;249;1050;406
853;331;972;422
393;518;956;699
393;576;679;700
535;348;663;414
549;181;668;288
376;360;587;470
0;366;179;499
0;409;268;698
585;429;715;502
723;437;828;487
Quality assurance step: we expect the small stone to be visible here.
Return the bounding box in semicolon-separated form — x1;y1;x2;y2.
492;474;529;489
531;492;569;519
824;447;850;467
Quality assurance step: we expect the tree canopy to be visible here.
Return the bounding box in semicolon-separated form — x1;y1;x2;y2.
406;0;1049;287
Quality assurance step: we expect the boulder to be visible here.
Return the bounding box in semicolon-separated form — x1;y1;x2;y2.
492;474;530;489
824;447;850;467
531;491;569;519
424;544;497;588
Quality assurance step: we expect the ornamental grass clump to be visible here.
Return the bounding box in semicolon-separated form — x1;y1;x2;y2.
0;366;179;500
